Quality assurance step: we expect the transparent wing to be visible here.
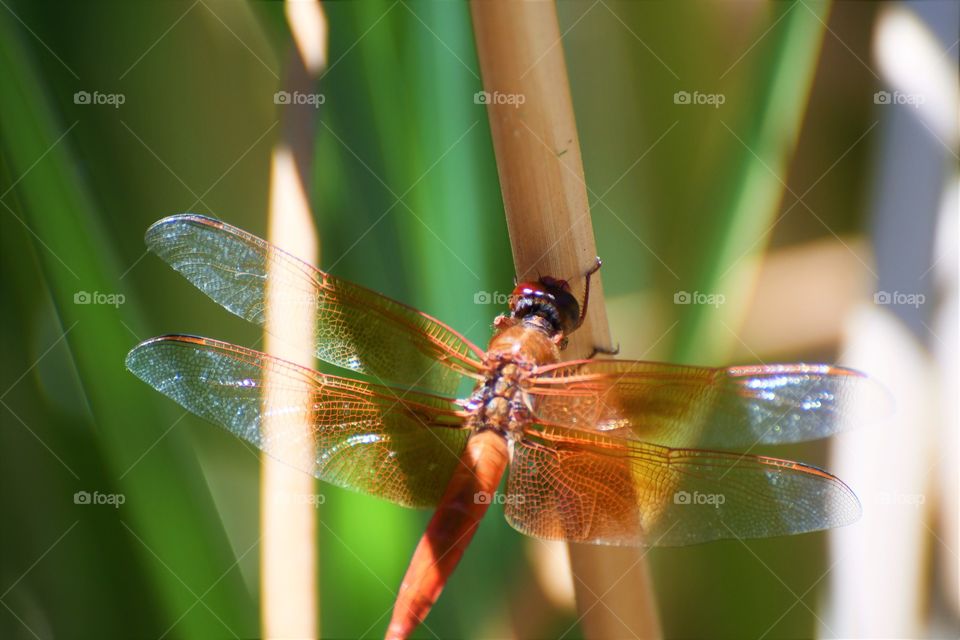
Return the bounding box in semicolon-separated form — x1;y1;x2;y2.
144;214;485;395
526;360;888;448
125;335;469;508
505;423;860;546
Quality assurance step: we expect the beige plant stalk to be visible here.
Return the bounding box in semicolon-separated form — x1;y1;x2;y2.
471;2;661;638
261;1;327;638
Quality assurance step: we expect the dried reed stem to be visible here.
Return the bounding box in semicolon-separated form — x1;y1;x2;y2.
470;2;661;638
261;2;327;638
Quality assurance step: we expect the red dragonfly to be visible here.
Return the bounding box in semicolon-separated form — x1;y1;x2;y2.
127;214;877;639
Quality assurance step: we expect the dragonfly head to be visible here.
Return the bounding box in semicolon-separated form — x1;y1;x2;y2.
509;276;581;341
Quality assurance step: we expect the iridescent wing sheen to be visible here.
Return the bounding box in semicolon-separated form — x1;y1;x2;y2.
526;360;887;449
144;214;485;395
125;335;469;508
505;423;860;546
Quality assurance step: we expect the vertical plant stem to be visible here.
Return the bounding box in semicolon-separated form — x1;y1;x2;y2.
470;2;660;638
261;1;327;637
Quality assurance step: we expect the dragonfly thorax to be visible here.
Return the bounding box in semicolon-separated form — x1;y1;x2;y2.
466;360;532;440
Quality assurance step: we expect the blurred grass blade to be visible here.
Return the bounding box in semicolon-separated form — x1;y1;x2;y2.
672;0;831;364
0;10;256;638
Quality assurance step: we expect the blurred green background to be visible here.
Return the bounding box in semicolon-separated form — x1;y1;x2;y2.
1;1;949;639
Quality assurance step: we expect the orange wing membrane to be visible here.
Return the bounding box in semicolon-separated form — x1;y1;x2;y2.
145;214;485;395
527;360;888;449
125;335;469;508
506;422;861;546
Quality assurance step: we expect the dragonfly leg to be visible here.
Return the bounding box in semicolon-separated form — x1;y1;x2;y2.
576;257;603;328
587;342;620;359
